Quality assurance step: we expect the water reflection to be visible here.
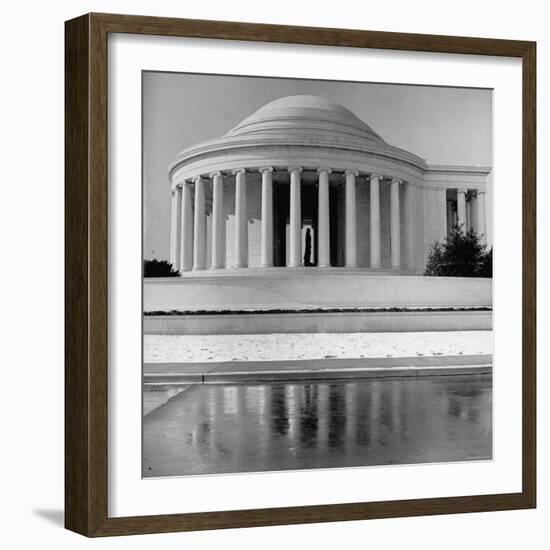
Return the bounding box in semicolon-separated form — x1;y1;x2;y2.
143;375;492;477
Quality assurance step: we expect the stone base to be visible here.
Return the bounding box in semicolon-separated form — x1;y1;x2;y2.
144;268;492;312
144;309;492;335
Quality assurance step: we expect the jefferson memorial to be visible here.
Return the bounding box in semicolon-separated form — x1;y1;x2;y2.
168;95;490;273
145;95;492;330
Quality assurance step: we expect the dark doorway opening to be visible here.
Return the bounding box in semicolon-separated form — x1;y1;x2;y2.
273;182;319;267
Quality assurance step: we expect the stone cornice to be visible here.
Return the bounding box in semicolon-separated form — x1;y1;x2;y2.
420;182;488;191
424;164;492;176
168;135;428;179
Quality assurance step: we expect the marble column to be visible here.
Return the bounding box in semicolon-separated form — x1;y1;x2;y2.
317;167;331;268
390;178;401;269
403;182;415;269
169;187;178;267
470;192;479;235
345;169;358;268
477;190;487;244
439;188;448;241
370;174;382;268
457;188;467;232
260;167;274;267
175;188;185;270
466;194;472;232
233;169;247;268
179;181;193;272
288;167;303;267
192;177;206;270
173;186;183;270
210;171;224;269
446;199;453;238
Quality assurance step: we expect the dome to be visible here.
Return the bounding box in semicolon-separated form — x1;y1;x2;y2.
169;94;427;181
226;95;384;144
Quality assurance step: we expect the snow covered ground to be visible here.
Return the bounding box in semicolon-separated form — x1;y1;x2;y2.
144;331;492;363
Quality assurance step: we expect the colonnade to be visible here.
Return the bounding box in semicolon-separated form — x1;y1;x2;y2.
448;188;487;241
169;167;416;272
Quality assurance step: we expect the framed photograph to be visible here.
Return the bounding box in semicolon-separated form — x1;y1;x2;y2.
65;13;536;537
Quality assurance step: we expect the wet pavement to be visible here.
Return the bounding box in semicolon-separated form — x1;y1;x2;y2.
143;375;492;477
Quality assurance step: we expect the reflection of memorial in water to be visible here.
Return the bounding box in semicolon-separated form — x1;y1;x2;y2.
327;384;347;450
317;384;329;452
344;382;357;454
142;376;492;477
299;384;318;450
286;384;299;444
270;385;289;437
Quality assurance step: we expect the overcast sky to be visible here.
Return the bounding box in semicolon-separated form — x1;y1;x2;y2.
143;72;492;260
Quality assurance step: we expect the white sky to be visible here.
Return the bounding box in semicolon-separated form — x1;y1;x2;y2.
143;72;492;260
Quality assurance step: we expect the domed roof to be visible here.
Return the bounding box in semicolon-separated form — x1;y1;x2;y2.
226;95;383;143
169;94;427;181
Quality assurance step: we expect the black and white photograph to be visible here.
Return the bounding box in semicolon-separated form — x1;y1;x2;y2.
142;72;493;478
1;0;544;544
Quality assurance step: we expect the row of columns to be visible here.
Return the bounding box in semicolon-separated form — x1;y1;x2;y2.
170;168;413;272
454;188;487;241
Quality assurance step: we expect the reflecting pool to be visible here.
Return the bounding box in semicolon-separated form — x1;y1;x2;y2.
143;375;492;477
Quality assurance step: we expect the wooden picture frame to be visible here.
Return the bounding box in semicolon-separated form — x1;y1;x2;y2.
65;12;536;537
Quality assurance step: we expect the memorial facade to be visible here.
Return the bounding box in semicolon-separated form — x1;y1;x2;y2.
168;95;491;274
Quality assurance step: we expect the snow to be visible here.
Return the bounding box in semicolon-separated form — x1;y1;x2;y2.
144;331;492;363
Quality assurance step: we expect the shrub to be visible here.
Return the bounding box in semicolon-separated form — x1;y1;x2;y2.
424;224;492;278
477;247;493;278
143;259;180;277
